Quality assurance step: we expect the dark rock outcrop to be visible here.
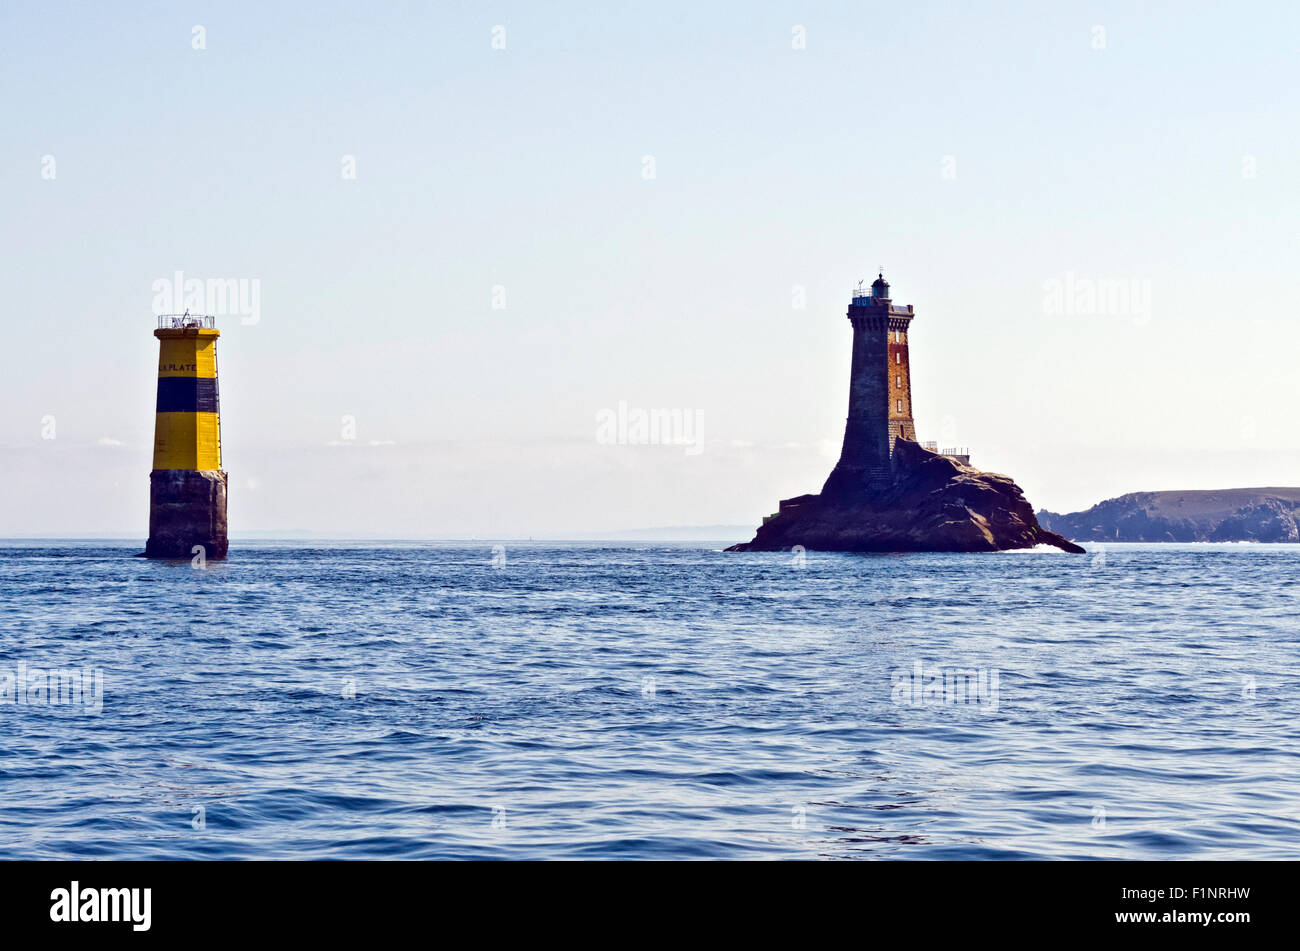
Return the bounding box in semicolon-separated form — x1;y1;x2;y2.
1038;488;1300;543
728;440;1084;553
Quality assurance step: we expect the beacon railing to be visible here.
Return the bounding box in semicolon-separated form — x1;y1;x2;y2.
921;441;970;457
849;293;913;313
157;314;216;329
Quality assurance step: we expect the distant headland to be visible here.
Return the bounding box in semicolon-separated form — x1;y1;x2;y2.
1039;488;1300;543
728;273;1083;554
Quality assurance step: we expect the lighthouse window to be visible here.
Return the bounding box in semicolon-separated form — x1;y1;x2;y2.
895;352;901;364
897;399;903;412
896;375;902;388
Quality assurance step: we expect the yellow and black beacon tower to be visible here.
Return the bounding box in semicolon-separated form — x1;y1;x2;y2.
145;313;228;559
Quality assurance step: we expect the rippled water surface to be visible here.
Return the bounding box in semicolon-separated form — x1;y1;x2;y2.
1;540;1298;859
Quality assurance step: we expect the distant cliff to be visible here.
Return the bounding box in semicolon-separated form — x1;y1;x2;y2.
728;440;1084;554
1038;488;1300;543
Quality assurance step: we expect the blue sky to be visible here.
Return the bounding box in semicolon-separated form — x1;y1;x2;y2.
3;1;1298;535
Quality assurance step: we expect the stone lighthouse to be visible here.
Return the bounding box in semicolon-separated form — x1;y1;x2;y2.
726;270;1085;553
821;271;917;498
145;313;228;559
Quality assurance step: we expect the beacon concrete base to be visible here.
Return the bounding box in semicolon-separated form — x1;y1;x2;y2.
145;469;228;559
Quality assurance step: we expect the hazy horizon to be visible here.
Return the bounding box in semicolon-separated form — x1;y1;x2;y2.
5;1;1298;537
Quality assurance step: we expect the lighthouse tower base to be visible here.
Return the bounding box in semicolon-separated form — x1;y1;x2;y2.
145;470;229;560
821;463;893;500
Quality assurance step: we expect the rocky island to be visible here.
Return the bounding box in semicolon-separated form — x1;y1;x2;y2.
1038;488;1300;543
729;439;1083;553
728;273;1084;555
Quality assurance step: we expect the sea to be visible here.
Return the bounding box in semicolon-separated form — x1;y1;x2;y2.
1;540;1297;860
